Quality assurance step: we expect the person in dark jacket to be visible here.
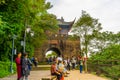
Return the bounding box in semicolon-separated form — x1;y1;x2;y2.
21;53;30;80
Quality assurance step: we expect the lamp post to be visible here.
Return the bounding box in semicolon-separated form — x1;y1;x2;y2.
23;26;34;53
23;29;26;53
10;35;17;73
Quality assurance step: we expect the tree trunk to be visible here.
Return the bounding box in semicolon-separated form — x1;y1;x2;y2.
84;31;88;73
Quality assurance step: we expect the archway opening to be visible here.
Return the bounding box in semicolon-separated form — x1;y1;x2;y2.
46;47;61;56
45;47;61;61
45;51;57;58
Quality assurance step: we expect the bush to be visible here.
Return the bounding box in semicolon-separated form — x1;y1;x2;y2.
101;65;120;79
88;44;120;80
0;61;16;78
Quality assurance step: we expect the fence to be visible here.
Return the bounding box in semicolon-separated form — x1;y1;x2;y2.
87;60;120;80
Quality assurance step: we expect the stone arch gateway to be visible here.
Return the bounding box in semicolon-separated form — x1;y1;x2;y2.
34;17;81;61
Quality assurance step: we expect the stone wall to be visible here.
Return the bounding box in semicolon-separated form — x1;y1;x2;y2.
34;40;80;62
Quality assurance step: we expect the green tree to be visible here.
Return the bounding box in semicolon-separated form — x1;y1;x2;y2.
89;31;120;54
0;17;12;61
72;10;102;72
73;10;102;57
0;0;5;4
89;31;113;53
32;13;58;47
0;0;58;60
89;44;120;79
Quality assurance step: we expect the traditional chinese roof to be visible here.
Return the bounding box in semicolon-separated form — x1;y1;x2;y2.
57;17;75;35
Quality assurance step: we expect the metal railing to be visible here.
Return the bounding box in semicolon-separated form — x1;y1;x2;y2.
87;60;120;80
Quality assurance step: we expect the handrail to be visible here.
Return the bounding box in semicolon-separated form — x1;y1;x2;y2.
87;60;120;80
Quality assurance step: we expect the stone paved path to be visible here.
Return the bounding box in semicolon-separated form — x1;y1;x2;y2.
64;70;110;80
0;70;110;80
0;70;50;80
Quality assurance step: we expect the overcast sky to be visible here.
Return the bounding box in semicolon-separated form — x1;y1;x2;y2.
46;0;120;33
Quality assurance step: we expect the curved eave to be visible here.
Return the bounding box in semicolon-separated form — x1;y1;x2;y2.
68;18;76;31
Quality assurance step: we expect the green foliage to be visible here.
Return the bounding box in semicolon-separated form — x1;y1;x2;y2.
32;13;58;47
88;44;120;80
26;42;34;57
102;65;120;78
73;10;102;57
0;17;13;61
90;44;120;60
0;0;58;61
0;61;16;78
0;0;5;4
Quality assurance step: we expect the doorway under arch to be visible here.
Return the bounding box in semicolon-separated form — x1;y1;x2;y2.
45;47;61;57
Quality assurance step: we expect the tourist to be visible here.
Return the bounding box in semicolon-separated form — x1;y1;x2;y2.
58;60;64;72
28;57;32;71
31;56;38;67
34;57;38;67
66;57;71;71
57;55;63;61
47;57;50;64
71;56;76;70
15;52;22;80
21;53;30;80
55;58;65;80
63;59;67;69
58;60;70;78
79;57;83;73
51;62;62;80
62;61;70;76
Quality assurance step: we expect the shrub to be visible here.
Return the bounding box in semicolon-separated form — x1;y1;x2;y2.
0;61;16;78
88;44;120;80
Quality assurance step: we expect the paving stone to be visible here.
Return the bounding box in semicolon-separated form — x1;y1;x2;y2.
0;70;110;80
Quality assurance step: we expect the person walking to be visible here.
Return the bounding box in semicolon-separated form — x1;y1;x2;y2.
15;52;22;80
21;53;30;80
79;57;83;73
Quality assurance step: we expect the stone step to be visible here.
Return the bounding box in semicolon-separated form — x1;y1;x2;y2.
31;65;51;71
41;76;56;80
